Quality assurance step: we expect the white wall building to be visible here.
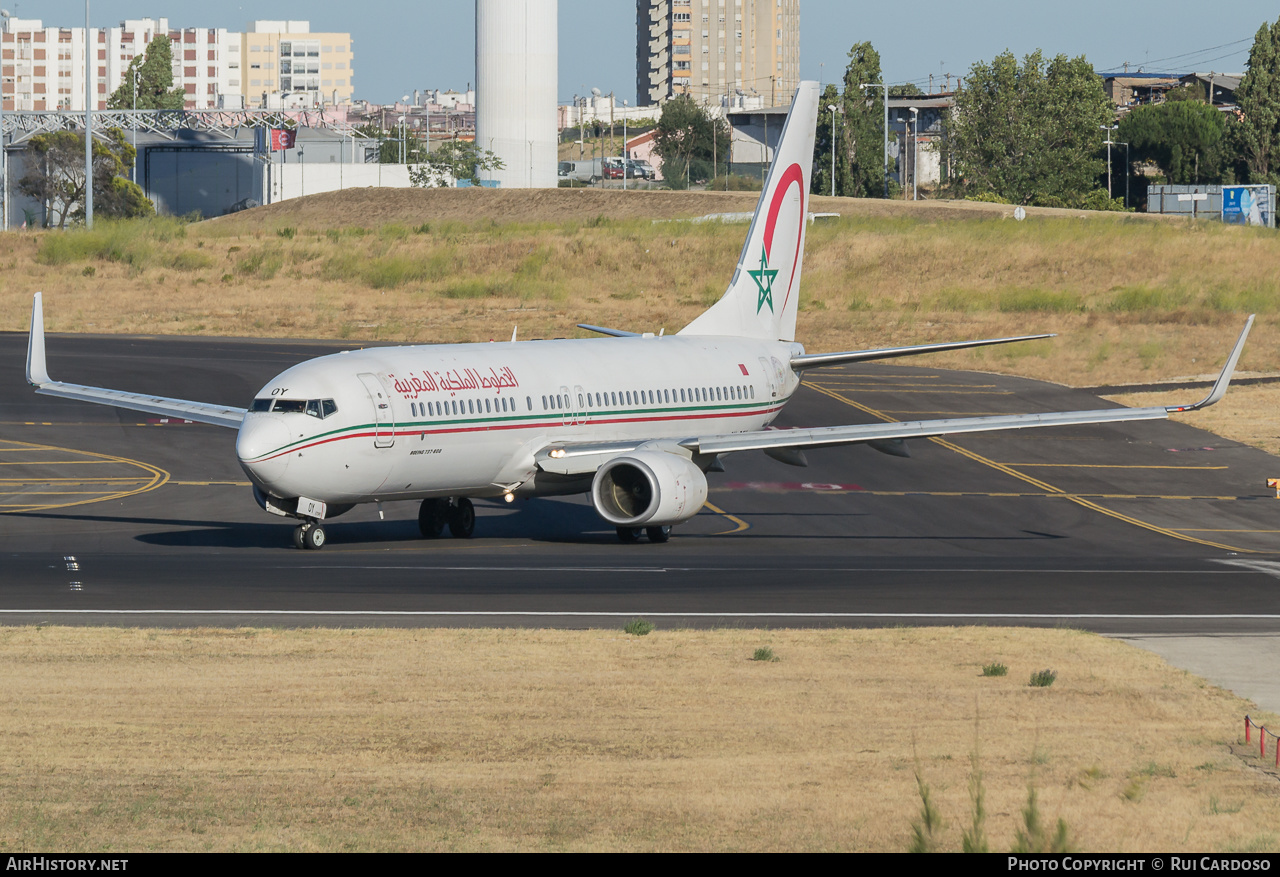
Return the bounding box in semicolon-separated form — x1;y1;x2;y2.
0;17;350;112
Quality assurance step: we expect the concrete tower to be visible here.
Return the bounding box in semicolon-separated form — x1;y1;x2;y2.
475;0;558;189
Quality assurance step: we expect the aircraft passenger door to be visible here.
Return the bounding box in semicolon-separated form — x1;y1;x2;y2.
357;372;396;448
559;385;572;427
758;357;778;399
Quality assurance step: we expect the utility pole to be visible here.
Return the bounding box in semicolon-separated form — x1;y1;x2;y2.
828;104;838;197
1100;124;1118;198
0;9;9;231
84;0;93;228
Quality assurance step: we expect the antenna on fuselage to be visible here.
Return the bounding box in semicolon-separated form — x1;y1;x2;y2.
511;325;518;343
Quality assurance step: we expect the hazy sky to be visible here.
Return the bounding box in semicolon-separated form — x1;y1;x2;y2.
33;1;1279;104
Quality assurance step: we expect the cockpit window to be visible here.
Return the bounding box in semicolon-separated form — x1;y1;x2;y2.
322;399;338;418
250;398;274;412
306;400;322;418
274;399;307;414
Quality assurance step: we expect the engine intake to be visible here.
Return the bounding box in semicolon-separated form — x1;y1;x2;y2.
590;451;709;527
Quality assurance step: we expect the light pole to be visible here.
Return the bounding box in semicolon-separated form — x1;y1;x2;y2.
575;139;597;188
909;107;919;201
398;115;406;164
298;146;304;197
84;0;93;228
1;8;10;231
131;64;139;184
860;82;888;198
1101;124;1118;198
827;103;838;197
1115;140;1130;208
622;99;628;191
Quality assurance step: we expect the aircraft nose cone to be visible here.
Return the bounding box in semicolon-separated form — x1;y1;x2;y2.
236;416;291;487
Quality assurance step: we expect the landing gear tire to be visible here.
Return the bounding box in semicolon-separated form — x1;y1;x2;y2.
646;525;671;543
418;498;448;538
303;524;326;550
448;497;476;539
294;522;326;550
616;526;642;543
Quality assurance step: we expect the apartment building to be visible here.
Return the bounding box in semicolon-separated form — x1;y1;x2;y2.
0;17;351;112
636;0;800;108
241;21;354;109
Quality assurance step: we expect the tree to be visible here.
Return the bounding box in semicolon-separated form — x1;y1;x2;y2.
947;50;1113;205
841;41;888;197
1234;18;1280;183
811;83;850;197
653;95;729;189
108;36;186;110
408;140;505;187
19;128;154;228
1118;99;1227;184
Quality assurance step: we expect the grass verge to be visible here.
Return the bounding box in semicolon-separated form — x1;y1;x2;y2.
0;626;1275;852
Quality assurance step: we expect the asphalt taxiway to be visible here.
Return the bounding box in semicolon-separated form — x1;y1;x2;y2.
1;331;1279;635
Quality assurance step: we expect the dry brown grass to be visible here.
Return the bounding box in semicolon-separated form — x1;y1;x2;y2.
2;189;1272;393
0;626;1276;852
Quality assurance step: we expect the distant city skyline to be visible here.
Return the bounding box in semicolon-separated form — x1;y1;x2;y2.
31;1;1280;105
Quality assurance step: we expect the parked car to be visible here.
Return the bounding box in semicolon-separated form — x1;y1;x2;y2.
630;159;656;180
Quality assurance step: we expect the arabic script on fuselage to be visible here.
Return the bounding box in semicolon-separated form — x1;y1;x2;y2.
389;366;520;398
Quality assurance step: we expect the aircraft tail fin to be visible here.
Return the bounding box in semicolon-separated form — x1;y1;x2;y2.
679;80;820;342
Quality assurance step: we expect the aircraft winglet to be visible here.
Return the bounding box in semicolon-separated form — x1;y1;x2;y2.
26;292;50;387
1165;314;1254;413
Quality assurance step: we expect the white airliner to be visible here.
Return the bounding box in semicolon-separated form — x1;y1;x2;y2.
25;81;1253;549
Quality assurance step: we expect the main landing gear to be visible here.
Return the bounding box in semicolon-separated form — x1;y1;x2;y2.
616;525;671;544
293;521;326;550
418;497;475;540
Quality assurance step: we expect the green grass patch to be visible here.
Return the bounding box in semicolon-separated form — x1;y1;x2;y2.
997;288;1081;313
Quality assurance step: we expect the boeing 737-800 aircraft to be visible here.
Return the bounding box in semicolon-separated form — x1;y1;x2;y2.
25;81;1253;549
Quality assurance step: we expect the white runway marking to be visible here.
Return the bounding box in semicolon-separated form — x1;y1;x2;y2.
1;610;1279;619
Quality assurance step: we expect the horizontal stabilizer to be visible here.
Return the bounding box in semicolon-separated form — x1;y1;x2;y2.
791;334;1055;371
577;324;640;338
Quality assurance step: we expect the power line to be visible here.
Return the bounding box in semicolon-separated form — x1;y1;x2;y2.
1097;36;1252;72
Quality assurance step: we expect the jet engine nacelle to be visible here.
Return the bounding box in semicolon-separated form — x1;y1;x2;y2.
590;451;709;527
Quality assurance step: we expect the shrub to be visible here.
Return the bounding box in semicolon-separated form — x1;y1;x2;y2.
623;618;653;636
751;646;779;662
276;227;296;239
981;662;1008;677
1029;669;1057;688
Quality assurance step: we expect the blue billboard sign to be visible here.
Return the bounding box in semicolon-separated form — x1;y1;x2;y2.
1222;186;1273;227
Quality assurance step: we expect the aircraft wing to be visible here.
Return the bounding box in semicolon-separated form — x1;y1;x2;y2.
790;333;1054;371
537;316;1252;476
25;293;247;430
691;316;1253;457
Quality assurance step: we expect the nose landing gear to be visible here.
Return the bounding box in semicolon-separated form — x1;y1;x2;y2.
293;521;326;550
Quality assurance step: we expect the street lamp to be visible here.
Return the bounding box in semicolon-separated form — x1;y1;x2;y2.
1;8;10;231
1114;140;1130;209
622;99;629;191
1101;124;1119;199
131;64;140;185
860;82;888;199
908;107;919;201
85;0;93;228
826;104;838;197
575;139;597;188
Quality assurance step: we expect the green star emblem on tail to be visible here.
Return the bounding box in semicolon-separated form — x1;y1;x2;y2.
748;246;778;315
